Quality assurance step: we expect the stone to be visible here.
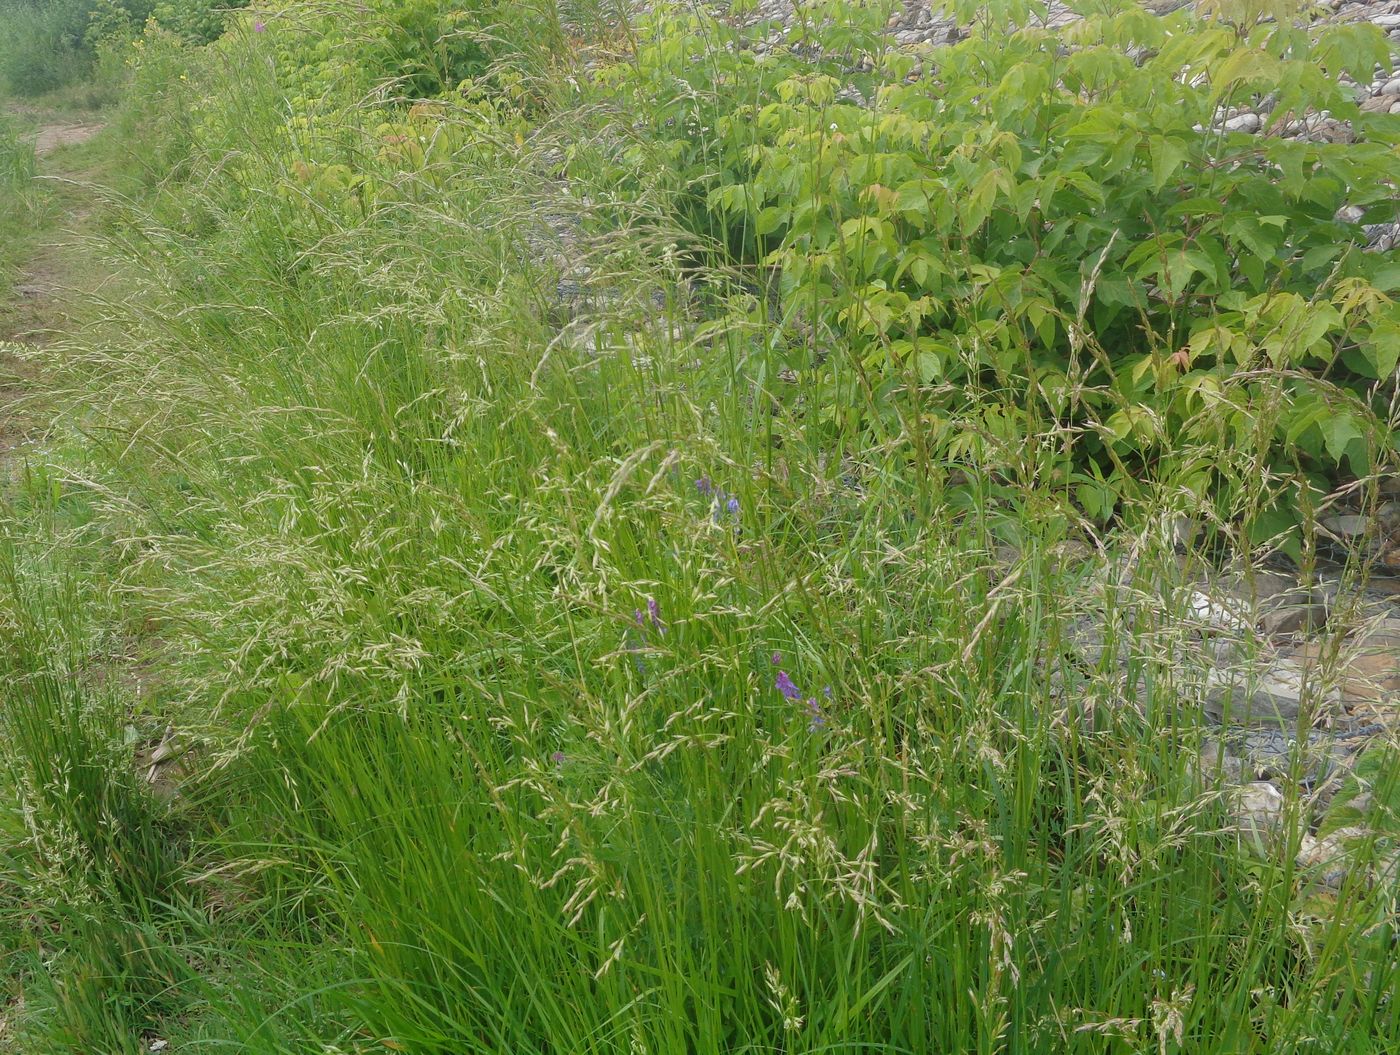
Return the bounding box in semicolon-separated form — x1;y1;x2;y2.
1205;655;1340;724
1198;738;1245;783
1233;781;1285;837
1296;826;1371;892
1322;514;1372;539
1223;112;1261;133
1382;76;1400;96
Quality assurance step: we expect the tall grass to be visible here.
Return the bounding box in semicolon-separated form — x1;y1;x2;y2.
0;0;95;96
0;4;1397;1053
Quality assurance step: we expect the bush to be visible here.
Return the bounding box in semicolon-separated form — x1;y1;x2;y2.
0;0;96;95
601;0;1400;537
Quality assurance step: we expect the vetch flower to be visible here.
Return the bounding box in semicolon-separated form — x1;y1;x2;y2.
727;496;740;516
551;751;567;766
806;698;825;730
647;597;666;634
253;20;266;32
696;476;713;495
775;670;802;701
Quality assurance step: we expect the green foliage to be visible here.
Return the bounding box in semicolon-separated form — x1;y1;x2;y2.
3;2;1400;1052
149;0;249;44
0;0;95;95
603;0;1400;531
258;0;566;105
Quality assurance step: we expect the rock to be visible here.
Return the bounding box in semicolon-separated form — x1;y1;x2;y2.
1233;781;1285;837
1260;603;1325;637
1296;826;1370;892
1360;94;1396;112
1322;514;1372;539
1382;76;1400;96
1223;112;1262;133
1199;737;1245;783
1205;655;1340;724
1189;589;1252;632
1366;223;1400;252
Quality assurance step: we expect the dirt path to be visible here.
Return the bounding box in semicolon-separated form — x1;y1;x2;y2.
33;120;102;157
0;112;107;463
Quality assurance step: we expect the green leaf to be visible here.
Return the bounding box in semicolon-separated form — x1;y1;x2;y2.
1319;413;1363;464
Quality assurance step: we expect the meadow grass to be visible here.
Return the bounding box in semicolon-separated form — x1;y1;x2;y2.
0;3;1398;1053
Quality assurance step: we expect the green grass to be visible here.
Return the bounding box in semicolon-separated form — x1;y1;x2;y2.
0;2;1397;1052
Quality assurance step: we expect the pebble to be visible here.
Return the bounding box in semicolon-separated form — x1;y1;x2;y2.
1223;112;1262;133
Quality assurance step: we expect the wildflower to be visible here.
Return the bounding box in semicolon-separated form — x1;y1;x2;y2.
551;751;566;766
772;652;782;666
253;20;266;32
775;670;802;701
647;597;666;634
806;698;825;730
726;496;740;516
696;476;713;495
635;608;646;627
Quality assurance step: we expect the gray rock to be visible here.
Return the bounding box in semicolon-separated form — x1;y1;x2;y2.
1205;656;1340;725
1323;514;1373;539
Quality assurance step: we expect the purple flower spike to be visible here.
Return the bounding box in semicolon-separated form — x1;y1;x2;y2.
696;476;713;495
727;496;740;515
253;20;266;32
635;608;646;627
775;670;802;701
823;686;833;698
772;652;782;665
806;698;826;730
647;597;666;633
551;751;566;765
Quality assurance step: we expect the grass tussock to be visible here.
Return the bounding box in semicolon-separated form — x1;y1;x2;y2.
1;1;1398;1052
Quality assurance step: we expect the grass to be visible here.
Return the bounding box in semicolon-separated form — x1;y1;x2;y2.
0;2;1398;1052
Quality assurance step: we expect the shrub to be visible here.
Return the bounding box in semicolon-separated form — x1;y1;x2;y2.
0;0;96;95
601;0;1400;536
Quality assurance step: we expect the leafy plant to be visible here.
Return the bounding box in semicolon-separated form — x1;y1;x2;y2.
605;0;1400;535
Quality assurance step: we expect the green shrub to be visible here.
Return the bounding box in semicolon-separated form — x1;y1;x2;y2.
0;0;95;95
602;0;1400;535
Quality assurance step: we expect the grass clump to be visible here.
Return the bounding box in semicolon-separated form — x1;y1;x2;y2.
0;1;1397;1052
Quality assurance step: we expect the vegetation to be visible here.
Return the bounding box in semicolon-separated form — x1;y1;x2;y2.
1;0;1398;1052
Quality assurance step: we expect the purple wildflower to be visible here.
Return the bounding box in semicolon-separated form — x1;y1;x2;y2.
772;652;782;666
775;670;802;701
647;597;666;633
551;750;566;765
635;608;646;627
726;496;740;516
253;20;266;32
806;698;825;730
696;476;713;495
